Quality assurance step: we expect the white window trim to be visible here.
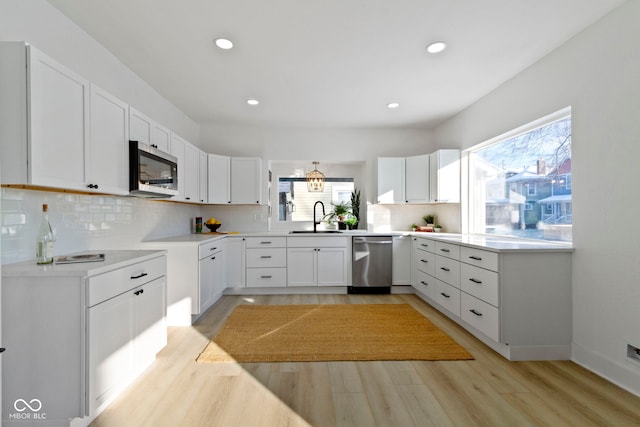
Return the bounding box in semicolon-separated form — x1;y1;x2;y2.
460;106;572;236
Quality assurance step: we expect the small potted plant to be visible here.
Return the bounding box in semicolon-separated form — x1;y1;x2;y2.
434;224;443;232
325;201;351;230
344;215;358;230
423;214;436;226
410;223;418;232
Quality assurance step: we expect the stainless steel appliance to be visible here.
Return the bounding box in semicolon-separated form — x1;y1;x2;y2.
350;236;393;294
129;141;178;198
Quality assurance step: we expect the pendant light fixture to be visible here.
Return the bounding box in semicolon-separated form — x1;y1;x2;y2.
306;161;325;192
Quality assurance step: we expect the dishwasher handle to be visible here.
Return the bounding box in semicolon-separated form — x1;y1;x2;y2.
354;239;393;244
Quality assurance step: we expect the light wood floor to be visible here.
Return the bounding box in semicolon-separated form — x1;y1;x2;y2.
91;294;640;427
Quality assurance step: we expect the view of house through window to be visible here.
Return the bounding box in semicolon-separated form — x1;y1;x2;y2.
468;113;572;242
278;177;354;222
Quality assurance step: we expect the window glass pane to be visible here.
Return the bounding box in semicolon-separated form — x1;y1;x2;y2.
469;116;572;242
278;177;354;222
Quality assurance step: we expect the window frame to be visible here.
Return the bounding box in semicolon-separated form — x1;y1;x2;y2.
461;106;572;241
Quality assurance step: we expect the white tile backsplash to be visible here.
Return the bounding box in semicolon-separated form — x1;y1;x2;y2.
1;188;200;265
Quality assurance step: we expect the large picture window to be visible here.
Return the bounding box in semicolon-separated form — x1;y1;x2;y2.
468;110;572;242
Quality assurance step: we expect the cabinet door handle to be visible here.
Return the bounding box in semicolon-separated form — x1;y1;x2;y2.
420;281;429;286
421;259;429;263
211;256;216;260
440;292;450;298
0;348;6;353
470;309;483;317
261;255;272;259
260;241;272;245
210;247;217;251
261;275;272;279
469;256;483;261
440;267;450;272
134;289;144;296
469;278;482;284
420;244;429;247
130;272;148;279
440;248;450;253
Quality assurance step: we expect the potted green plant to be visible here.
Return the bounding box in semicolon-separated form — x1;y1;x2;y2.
324;201;351;229
434;224;443;232
344;215;358;230
410;223;418;232
423;214;435;226
350;188;361;229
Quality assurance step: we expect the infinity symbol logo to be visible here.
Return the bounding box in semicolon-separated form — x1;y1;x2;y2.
14;399;42;412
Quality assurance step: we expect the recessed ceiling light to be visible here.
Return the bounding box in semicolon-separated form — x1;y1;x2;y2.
214;38;233;50
247;99;259;106
387;102;400;109
426;41;447;54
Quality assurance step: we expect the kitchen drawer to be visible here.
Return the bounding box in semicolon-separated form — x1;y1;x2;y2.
461;263;499;307
461;292;500;342
412;269;437;301
198;240;224;260
461;246;499;272
246;268;287;287
413;250;435;276
245;236;286;248
435;280;461;317
287;236;348;248
88;255;166;307
435;255;461;287
246;248;287;268
412;237;435;254
435;241;460;260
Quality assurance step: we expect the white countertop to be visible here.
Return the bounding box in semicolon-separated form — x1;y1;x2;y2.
414;232;573;252
144;230;572;252
2;250;167;277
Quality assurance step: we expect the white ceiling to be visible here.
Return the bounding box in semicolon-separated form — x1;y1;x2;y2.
47;0;625;129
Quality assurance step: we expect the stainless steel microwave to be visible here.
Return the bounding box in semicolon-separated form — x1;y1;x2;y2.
129;141;178;198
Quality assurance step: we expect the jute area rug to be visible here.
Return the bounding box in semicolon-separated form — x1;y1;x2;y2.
197;304;473;363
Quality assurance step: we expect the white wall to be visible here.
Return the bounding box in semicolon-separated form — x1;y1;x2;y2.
433;0;640;396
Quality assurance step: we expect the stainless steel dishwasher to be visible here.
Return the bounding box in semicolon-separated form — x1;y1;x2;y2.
350;236;393;294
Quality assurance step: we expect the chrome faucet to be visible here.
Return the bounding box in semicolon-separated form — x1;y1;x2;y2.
313;201;325;233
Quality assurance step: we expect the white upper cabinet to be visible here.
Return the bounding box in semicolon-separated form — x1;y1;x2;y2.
377;157;405;204
89;84;129;195
170;133;186;201
207;154;231;204
378;155;429;204
405;154;430;203
0;42;90;190
129;107;170;152
199;150;208;204
231;157;262;204
170;132;202;203
429;149;461;203
183;142;200;203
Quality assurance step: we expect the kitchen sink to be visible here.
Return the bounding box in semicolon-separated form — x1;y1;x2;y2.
289;230;343;234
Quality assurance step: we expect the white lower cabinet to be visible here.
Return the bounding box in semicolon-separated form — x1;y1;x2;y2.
226;237;246;288
411;236;572;361
392;235;411;286
286;236;348;287
1;251;167;425
460;292;500;342
245;237;287;287
88;276;166;416
198;241;226;314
